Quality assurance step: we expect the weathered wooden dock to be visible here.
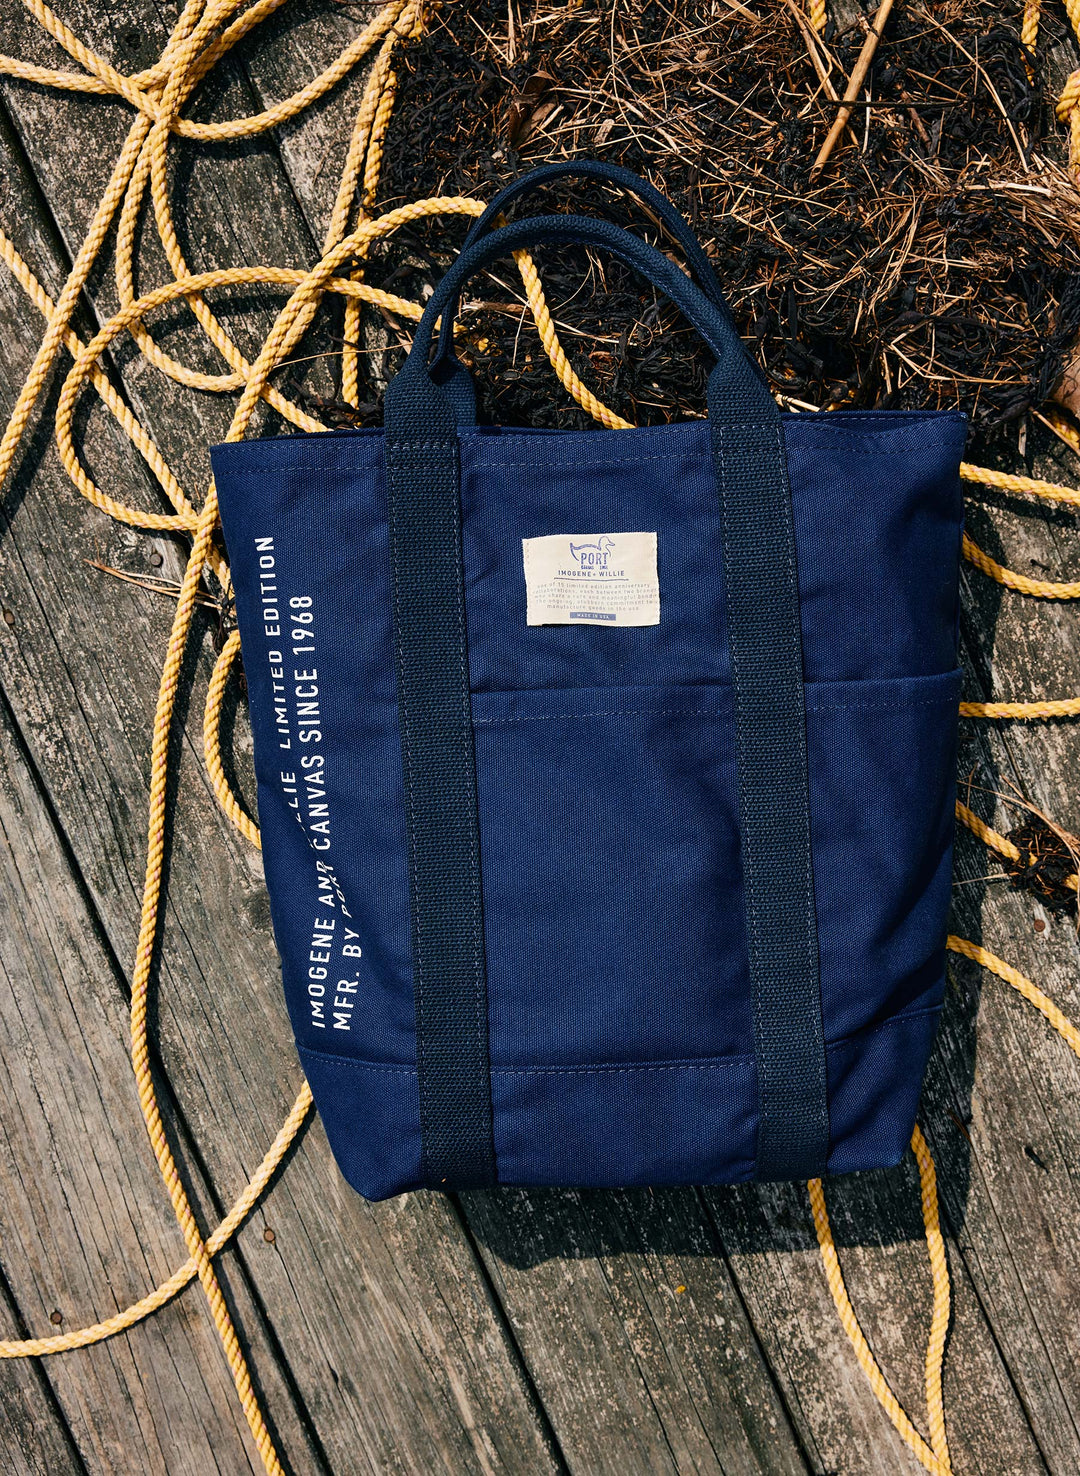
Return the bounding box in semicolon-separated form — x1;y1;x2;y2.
3;2;1080;1472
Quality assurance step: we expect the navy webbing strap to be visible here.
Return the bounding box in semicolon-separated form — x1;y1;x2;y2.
710;407;830;1180
384;206;830;1187
384;398;498;1189
457;161;730;304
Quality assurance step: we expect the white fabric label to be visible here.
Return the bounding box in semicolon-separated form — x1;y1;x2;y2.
522;531;659;626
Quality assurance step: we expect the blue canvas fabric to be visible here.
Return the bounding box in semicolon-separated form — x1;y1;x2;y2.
211;173;966;1202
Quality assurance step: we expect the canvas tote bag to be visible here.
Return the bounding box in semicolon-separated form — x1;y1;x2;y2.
211;163;967;1201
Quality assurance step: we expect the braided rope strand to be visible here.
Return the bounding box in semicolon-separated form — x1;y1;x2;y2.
808;1141;952;1476
1;2;1080;1473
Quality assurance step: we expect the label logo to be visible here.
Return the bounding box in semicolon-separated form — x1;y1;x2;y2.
570;535;615;570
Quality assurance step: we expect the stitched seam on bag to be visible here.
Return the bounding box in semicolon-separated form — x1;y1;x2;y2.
495;1062;753;1075
294;1003;944;1075
299;1056;417;1072
492;1018;941;1074
475;453;698;469
790;416;966;439
444;442;485;1096
455;443;488;1118
224;439;963;474
473;708;719;723
469;444;959;469
805;696;960;711
386;444;427;1102
721;422;767;1130
472;694;958;722
779;421;819;1088
788;417;818;1136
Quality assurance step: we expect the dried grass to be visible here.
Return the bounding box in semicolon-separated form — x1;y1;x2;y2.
331;0;1080;459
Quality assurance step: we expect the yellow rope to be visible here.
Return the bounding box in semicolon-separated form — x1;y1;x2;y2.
796;4;1080;1464
0;4;442;1470
0;1084;312;1358
2;1;1080;1472
948;935;1080;1057
809;1123;952;1475
955;797;1079;892
954;799;1022;865
205;630;261;848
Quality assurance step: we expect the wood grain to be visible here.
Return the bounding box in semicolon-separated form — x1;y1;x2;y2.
0;683;324;1475
0;6;558;1471
1;1;1080;1472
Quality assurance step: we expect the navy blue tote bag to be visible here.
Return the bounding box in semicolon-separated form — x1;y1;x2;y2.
211;164;967;1201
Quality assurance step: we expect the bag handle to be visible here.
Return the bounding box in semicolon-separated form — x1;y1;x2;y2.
429;161;736;416
383;214;829;1191
391;213;768;428
457;161;728;302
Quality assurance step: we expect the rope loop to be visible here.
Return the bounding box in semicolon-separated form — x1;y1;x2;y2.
2;1;1080;1472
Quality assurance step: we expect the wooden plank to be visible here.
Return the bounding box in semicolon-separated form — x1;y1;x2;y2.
0;13;561;1474
465;1186;812;1476
919;423;1080;1474
0;687;327;1475
0;14;814;1475
718;1183;938;1476
0;1277;88;1476
2;6;1078;1476
0;69;330;1476
705;1168;1048;1475
180;13;1080;1474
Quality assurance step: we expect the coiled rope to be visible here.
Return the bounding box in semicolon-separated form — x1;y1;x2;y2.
2;2;1080;1471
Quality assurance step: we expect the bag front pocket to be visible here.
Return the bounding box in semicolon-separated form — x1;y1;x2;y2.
471;670;961;1079
471;684;748;1074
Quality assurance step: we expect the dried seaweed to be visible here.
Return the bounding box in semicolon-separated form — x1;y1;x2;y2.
1005;820;1078;909
349;0;1080;453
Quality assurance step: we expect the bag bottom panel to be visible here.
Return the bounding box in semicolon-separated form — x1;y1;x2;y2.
298;1005;940;1199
